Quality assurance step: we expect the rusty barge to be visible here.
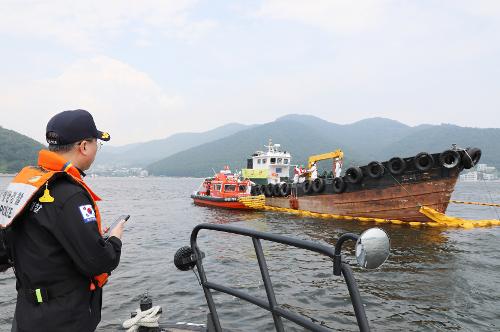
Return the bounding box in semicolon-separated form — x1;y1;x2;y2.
247;146;481;223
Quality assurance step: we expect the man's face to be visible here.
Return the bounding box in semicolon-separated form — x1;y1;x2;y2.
77;138;99;170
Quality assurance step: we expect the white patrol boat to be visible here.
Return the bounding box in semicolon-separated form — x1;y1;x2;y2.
242;140;292;185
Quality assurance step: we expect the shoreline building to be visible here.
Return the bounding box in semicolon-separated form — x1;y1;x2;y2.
459;163;497;182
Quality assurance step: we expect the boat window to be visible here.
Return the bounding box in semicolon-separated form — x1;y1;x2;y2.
277;158;282;164
224;184;236;192
270;158;276;164
276;168;282;173
213;184;221;191
284;159;289;164
262;159;267;164
238;185;246;192
257;159;261;164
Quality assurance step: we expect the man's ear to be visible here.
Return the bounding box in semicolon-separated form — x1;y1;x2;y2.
77;141;86;154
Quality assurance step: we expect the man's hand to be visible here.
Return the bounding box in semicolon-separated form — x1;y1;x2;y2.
109;220;125;240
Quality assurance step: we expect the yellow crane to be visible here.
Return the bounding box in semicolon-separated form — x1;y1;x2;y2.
308;149;343;168
305;149;344;178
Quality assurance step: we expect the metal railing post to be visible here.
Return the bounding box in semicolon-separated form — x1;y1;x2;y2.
252;238;285;332
191;243;222;332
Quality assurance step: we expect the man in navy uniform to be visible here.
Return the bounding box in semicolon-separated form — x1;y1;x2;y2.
4;110;125;332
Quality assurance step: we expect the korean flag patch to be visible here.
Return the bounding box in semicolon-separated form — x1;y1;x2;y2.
79;204;97;223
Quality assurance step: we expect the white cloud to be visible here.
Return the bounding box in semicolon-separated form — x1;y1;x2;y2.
256;0;390;33
256;0;500;34
1;0;500;145
0;0;215;51
456;0;500;18
0;56;183;145
243;0;500;129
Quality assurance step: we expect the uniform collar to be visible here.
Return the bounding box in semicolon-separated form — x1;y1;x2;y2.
37;150;101;201
38;150;83;180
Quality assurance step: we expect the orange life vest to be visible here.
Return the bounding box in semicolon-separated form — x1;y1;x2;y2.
0;150;108;288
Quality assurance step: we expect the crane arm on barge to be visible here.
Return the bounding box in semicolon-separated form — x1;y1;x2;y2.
307;149;344;169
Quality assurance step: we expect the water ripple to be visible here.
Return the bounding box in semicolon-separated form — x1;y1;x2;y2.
0;178;499;331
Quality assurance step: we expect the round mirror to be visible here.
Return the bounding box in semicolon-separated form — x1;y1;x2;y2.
355;228;390;269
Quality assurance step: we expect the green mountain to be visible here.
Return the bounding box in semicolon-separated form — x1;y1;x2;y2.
0;126;45;173
147;115;500;177
148;119;344;177
95;123;252;167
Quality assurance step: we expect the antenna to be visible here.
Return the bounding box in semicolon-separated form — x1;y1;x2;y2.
265;138;273;153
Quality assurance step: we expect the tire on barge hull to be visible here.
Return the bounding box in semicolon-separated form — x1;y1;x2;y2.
439;150;461;169
273;183;282;197
414;152;434;171
303;180;314;194
264;184;272;197
388;157;406;175
345;167;363;184
332;177;346;194
462;147;481;169
367;161;385;179
312;178;326;193
280;183;291;196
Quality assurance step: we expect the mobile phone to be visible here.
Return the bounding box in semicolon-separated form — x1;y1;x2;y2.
105;214;130;234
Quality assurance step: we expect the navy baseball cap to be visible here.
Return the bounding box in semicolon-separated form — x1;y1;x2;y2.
46;109;110;145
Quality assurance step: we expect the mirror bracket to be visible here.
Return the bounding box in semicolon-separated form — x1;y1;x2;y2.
333;233;359;276
333;253;342;276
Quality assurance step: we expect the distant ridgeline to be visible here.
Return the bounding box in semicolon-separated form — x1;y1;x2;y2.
0;126;44;173
146;116;500;177
4;116;499;177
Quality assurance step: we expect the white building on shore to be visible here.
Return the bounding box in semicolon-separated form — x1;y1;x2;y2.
460;163;497;182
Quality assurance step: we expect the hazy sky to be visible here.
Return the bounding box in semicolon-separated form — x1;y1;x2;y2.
1;1;499;146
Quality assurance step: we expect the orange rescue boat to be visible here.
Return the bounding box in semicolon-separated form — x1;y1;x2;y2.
191;167;254;210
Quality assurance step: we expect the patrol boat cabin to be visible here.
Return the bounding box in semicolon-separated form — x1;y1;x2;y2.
242;140;291;185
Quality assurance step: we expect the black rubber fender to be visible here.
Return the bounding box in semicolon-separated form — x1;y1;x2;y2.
264;184;273;197
462;147;482;169
273;183;282;197
388;157;406;175
259;184;267;196
312;178;325;193
414;152;434;171
254;185;262;196
303;180;314;194
174;246;195;271
367;161;385;178
332;177;346;194
345;167;363;184
439;150;461;169
279;183;291;196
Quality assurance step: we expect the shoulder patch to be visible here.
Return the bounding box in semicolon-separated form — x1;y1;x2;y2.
79;205;97;223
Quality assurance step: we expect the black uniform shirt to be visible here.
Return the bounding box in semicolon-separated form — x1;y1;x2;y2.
8;174;122;332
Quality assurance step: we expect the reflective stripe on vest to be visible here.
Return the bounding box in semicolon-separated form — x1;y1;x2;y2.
0;166;54;227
